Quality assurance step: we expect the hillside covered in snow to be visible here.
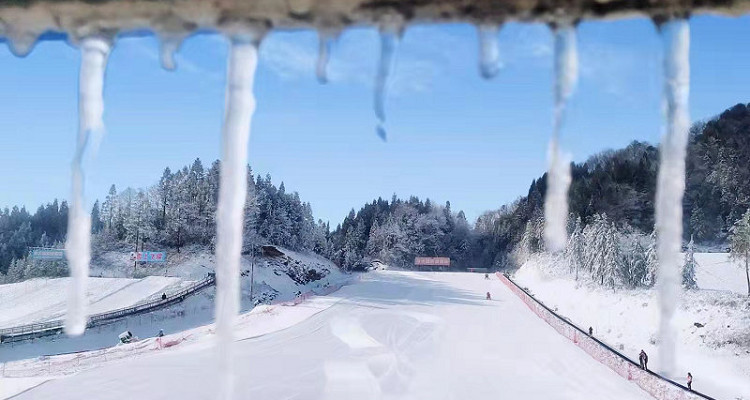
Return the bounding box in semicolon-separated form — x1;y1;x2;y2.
513;252;750;399
0;245;346;363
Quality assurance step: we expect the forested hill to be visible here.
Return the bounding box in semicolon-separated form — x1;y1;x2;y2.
474;102;750;267
0;159;329;278
327;197;473;270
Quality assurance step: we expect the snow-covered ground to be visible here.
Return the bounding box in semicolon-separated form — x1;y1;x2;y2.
0;247;345;364
694;252;750;296
5;271;652;400
513;253;750;400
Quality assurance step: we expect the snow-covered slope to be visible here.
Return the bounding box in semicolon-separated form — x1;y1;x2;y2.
694;252;749;296
513;253;750;400
0;276;185;329
6;272;652;400
0;247;345;364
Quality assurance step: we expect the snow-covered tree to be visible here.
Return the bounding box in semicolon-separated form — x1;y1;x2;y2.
682;235;698;289
729;208;750;296
643;231;658;287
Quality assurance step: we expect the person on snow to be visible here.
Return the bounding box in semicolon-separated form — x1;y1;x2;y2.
687;372;693;390
638;350;648;370
588;326;593;336
484;273;489;279
161;293;167;300
158;329;164;338
486;292;492;300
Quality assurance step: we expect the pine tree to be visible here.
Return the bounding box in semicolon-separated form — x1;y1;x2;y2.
643;230;658;287
91;200;104;234
599;221;619;288
729;208;750;296
682;235;698;289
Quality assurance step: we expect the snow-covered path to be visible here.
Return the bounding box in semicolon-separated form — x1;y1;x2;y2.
12;272;652;399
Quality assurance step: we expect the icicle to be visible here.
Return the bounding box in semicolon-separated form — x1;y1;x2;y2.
66;36;111;336
477;24;501;79
215;33;260;400
655;18;690;376
316;30;336;84
159;33;185;71
543;22;578;252
374;23;401;142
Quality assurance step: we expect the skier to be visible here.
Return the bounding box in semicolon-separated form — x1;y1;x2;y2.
687;372;692;390
638;350;648;370
484;273;489;279
486;292;491;300
161;293;167;300
158;329;164;338
588;326;593;336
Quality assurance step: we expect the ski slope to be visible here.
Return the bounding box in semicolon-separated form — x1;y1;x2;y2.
0;276;187;329
514;253;750;399
11;272;652;400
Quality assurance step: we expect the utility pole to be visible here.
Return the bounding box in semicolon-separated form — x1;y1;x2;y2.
133;227;139;273
249;243;255;306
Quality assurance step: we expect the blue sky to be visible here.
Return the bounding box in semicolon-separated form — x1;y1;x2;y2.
0;15;748;225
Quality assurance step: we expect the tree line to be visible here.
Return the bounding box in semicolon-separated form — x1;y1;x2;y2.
327;196;472;270
475;102;750;268
516;212;698;290
0;158;328;282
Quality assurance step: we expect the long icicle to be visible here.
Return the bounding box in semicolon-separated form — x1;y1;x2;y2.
374;24;400;141
656;18;690;376
544;22;577;252
65;36;111;336
216;34;259;400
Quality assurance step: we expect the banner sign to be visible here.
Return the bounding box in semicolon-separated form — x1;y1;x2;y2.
30;248;65;260
414;257;450;266
130;251;167;263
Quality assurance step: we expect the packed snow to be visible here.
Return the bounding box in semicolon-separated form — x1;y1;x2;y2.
6;271;652;400
655;19;692;376
514;253;750;399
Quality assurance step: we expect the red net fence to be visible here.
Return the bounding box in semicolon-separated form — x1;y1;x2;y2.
495;272;714;400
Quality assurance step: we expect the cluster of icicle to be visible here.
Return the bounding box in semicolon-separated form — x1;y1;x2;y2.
477;18;690;375
49;15;691;398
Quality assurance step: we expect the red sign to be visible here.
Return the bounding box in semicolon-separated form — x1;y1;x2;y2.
414;257;450;267
129;251;167;263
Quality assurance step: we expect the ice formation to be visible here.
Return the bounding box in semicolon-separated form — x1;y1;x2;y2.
316;30;336;84
374;24;400;142
477;24;501;79
215;34;260;400
65;36;111;336
543;23;578;252
655;18;690;376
